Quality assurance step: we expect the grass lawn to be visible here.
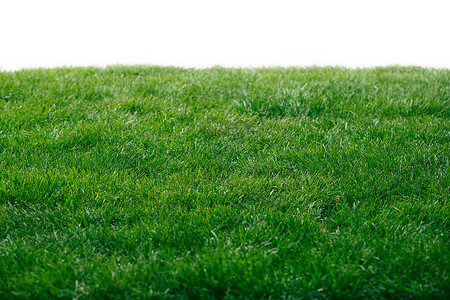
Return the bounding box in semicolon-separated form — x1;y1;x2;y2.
0;66;449;299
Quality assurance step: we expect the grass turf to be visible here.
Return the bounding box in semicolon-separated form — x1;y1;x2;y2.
0;66;449;299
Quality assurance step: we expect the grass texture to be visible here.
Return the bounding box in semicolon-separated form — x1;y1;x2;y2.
0;66;449;299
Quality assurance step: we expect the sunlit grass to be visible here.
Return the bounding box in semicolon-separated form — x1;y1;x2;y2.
0;66;449;299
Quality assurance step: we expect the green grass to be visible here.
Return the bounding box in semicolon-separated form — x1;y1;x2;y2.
0;65;449;299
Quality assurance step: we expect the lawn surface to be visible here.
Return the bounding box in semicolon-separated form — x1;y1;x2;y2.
0;66;449;299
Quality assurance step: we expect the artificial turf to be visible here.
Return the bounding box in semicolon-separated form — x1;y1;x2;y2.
0;66;449;299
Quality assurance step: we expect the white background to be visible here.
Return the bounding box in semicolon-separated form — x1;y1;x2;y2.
1;0;449;71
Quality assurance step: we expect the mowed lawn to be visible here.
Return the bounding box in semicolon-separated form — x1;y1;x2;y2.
0;66;449;299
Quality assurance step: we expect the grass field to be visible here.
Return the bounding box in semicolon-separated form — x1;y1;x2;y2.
0;66;449;299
